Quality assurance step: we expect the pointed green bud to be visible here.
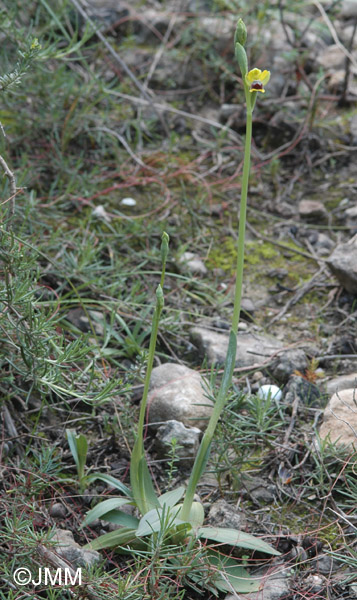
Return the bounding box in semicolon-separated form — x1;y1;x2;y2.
235;42;248;79
156;284;164;310
160;231;169;264
234;18;247;47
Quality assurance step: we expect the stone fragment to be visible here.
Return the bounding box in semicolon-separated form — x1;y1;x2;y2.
92;205;111;222
241;475;276;505
284;376;323;407
84;0;130;32
207;499;246;530
51;529;100;567
316;44;346;70
241;297;256;318
319;388;357;447
200;16;235;50
270;349;309;384
178;252;207;276
49;503;67;519
340;0;357;18
154;420;201;462
346;205;357;227
225;565;290;600
326;234;357;294
133;9;185;43
298;200;328;223
190;327;283;367
147;363;213;431
326;373;357;396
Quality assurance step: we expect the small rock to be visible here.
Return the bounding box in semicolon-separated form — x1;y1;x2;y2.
200;15;235;50
49;503;67;519
319;388;357;447
241;297;256;319
84;0;130;32
284;375;323;407
207;499;246;530
65;308;104;336
326;234;357;294
326;372;357;395
51;529;100;567
225;565;291;600
313;554;338;574
133;9;184;44
298;200;328;223
316;44;346;70
154;420;201;462
340;0;357;18
304;230;334;255
120;197;136;207
241;475;276;505
271;349;309;384
346;205;357;227
178;252;207;276
190;326;283;367
147;363;213;431
302;574;325;593
92;205;111;222
257;385;282;401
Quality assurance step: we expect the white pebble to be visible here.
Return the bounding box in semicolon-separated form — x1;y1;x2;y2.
120;197;136;207
257;384;282;401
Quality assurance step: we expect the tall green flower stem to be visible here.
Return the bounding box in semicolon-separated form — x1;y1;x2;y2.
130;232;169;515
180;20;269;522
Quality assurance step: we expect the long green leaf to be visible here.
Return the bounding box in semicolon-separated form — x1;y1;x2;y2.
84;527;137;551
130;451;160;515
101;510;139;529
158;486;185;508
136;506;183;537
66;429;79;470
83;498;132;525
206;551;260;593
197;527;280;555
86;473;132;498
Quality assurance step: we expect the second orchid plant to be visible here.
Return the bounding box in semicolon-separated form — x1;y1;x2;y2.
82;19;278;595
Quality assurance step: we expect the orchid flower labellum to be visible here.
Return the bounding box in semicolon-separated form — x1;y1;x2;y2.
245;68;270;93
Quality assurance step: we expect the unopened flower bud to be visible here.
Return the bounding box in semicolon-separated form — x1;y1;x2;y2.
234;18;247;47
160;231;169;263
156;284;164;310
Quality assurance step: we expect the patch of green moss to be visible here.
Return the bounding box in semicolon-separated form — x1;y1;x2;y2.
271;505;342;549
245;241;279;265
206;236;237;273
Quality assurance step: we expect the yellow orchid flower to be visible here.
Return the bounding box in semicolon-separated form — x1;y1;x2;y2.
245;68;270;93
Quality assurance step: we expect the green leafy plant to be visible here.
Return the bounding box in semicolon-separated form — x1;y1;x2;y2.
82;22;280;594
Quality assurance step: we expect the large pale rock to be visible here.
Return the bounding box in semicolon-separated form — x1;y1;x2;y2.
154;420;201;462
52;529;100;567
319;389;357;447
326;373;357;396
340;0;357;18
190;326;283;367
147;363;213;430
326;234;357;294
